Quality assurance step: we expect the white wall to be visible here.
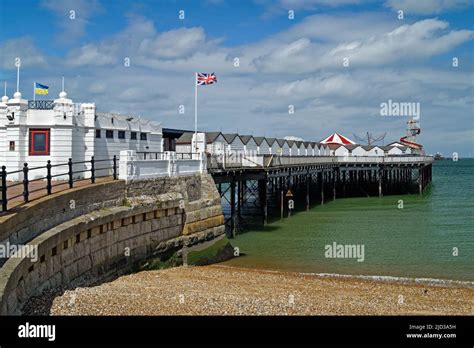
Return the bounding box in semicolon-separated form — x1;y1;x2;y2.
118;150;205;182
229;137;245;152
244;138;258;155
258;140;271;155
351;146;366;156
388;147;404;156
270;141;280;155
334;146;350;156
366;147;385;156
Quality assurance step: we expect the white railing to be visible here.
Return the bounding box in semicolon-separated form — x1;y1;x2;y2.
118;150;206;182
208;153;433;169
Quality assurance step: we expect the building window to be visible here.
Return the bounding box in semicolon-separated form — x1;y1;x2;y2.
9;141;15;151
29;129;50;156
131;132;137;140
118;131;125;139
140;133;147;141
95;129;101;138
106;130;113;139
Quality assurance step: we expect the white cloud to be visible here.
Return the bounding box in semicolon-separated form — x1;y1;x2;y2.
0;37;47;70
278;0;364;10
385;0;472;14
325;19;474;65
138;27;207;59
254;19;474;73
41;0;103;42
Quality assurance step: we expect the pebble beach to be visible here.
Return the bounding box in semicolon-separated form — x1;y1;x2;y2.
49;265;474;316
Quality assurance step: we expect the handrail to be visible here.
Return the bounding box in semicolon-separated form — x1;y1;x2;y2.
0;156;118;212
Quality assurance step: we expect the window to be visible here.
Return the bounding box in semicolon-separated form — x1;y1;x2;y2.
106;130;113;139
131;132;137;140
118;131;125;139
9;141;15;151
140;133;147;141
29;129;50;156
95;129;101;138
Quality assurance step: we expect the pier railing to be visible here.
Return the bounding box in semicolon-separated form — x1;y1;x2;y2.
208;153;434;170
0;156;118;212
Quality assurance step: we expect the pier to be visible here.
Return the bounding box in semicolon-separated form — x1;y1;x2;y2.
208;155;433;236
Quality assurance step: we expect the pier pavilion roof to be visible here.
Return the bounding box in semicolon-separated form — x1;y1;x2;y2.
222;133;239;143
265;138;276;145
240;135;254;144
344;144;359;151
253;137;267;146
176;131;224;144
176;132;193;144
205;132;223;143
321;132;356;145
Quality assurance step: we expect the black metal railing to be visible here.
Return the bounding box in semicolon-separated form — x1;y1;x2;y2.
28;100;55;110
0;156;117;212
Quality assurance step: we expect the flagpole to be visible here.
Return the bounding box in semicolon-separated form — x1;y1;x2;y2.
194;72;198;153
16;62;20;95
33;81;36;102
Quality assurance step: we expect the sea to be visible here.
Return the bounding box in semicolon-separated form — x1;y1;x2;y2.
222;159;474;283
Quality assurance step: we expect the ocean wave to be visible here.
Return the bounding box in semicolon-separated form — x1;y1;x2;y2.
305;272;474;289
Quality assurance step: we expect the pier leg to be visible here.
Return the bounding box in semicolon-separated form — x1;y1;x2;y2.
258;179;268;225
342;169;346;197
320;171;324;204
378;166;383;197
418;167;423;195
230;180;236;238
237;180;241;217
306;172;310;211
280;190;284;220
333;168;337;201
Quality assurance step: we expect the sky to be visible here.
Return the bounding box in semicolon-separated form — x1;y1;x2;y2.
0;0;473;156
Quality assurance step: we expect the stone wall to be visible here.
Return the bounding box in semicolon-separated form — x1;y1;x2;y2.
125;174;202;202
0;180;125;257
0;173;226;315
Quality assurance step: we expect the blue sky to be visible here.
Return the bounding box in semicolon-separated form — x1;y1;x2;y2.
0;0;473;156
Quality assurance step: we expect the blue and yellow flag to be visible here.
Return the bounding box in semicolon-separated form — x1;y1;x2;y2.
34;82;49;95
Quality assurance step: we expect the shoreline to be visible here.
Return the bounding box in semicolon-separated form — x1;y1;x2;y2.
49;265;474;316
215;265;474;289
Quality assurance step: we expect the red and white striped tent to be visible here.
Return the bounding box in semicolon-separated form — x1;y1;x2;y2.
320;132;356;145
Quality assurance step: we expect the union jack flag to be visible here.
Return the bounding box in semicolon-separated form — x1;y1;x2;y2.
196;72;217;86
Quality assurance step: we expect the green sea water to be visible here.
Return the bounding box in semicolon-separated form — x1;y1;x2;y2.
222;159;474;282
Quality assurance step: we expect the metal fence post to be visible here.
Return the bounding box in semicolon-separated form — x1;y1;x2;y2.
46;160;52;195
23;163;29;202
1;166;7;211
113;155;117;180
91;156;95;184
68;158;73;188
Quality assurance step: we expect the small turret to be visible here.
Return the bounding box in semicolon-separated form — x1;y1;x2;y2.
54;77;73;125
